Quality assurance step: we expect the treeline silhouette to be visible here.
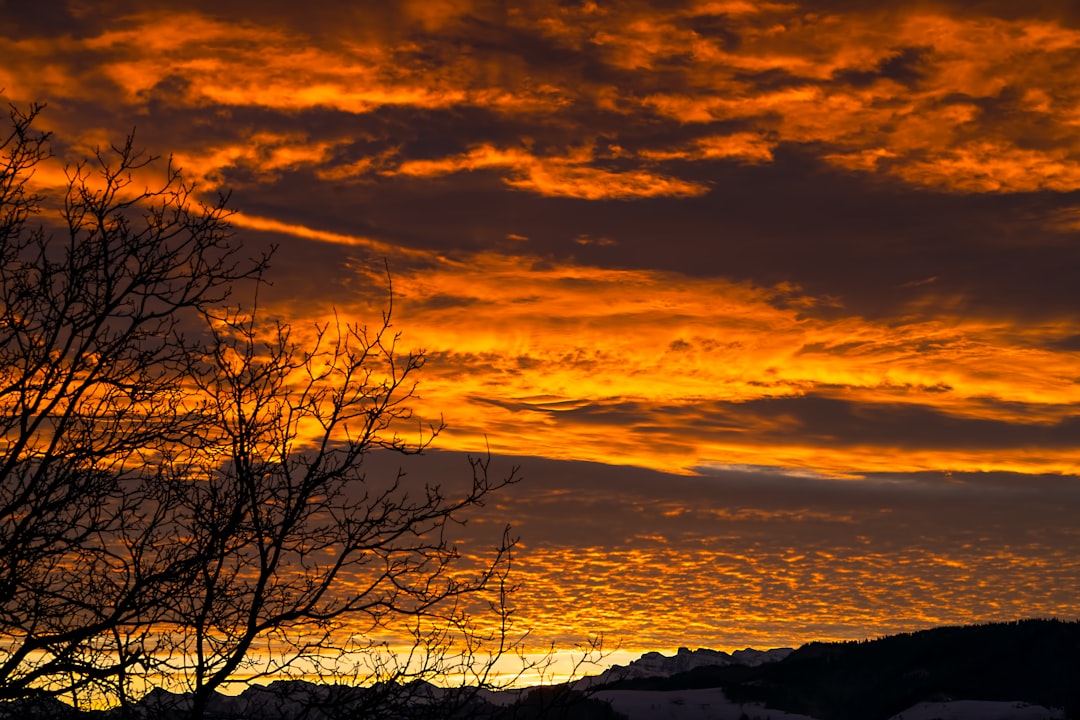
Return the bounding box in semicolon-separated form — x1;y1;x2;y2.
602;618;1080;719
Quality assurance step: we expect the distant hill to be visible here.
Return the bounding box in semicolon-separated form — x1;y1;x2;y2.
598;618;1080;720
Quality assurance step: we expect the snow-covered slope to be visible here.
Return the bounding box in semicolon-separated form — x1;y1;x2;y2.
593;693;1067;720
886;700;1065;720
593;688;817;720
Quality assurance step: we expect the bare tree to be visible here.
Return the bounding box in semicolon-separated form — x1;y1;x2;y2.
0;105;553;718
0;101;261;704
151;295;519;718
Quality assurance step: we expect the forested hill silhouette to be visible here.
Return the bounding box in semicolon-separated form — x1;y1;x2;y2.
601;618;1080;719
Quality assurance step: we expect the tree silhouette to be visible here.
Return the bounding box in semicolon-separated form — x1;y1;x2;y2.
0;104;539;718
0;101;262;704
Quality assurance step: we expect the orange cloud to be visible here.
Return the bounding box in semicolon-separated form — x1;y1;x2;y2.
10;4;1080;196
232;229;1080;478
169;132;339;187
500;3;1080;192
229;213;387;250
389;144;709;199
889;142;1080;193
499;541;1080;651
625;9;1080;191
640;133;776;164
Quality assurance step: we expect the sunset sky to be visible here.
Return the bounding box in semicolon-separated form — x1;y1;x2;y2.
4;0;1080;669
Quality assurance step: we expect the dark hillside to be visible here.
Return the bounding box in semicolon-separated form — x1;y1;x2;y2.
603;618;1080;720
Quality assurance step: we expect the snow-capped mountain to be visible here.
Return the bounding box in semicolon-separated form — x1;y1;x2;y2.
581;645;794;687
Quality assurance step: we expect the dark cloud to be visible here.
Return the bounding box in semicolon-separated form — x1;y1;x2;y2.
682;12;743;51
477;393;1080;456
1048;334;1080;351
0;0;90;36
797;0;1080;23
363;448;1080;547
832;46;931;89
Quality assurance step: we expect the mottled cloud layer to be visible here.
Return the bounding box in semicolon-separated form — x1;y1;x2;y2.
364;450;1080;652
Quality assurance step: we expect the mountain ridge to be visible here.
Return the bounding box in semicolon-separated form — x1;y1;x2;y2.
597;618;1080;720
